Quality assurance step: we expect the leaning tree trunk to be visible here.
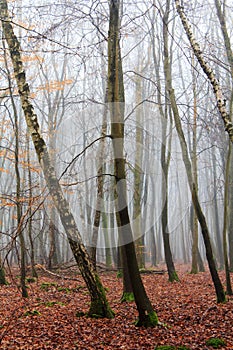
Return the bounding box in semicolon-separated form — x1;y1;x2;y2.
175;0;233;143
160;0;226;303
107;0;158;327
167;86;226;303
0;0;113;319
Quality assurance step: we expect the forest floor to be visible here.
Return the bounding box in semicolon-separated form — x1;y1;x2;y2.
0;264;232;350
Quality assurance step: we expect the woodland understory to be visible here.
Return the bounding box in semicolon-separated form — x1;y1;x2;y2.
0;0;233;348
0;264;232;350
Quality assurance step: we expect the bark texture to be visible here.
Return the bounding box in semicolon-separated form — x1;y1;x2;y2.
107;0;158;326
175;0;233;143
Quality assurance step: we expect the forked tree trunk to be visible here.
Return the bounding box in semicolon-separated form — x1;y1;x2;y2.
0;0;113;319
107;0;158;326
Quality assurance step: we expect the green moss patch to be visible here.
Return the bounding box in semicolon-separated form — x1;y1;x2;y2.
155;346;190;350
24;310;41;316
26;277;36;283
121;292;134;302
206;338;225;348
40;282;57;291
135;310;159;328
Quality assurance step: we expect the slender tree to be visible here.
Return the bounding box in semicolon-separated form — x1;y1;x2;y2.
190;54;199;274
107;0;158;326
213;0;233;275
161;1;226;303
2;38;28;297
161;0;179;282
222;139;233;294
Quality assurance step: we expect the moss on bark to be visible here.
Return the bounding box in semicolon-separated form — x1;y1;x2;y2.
135;310;158;328
169;271;179;282
121;292;135;302
87;275;114;319
0;267;7;285
88;299;114;319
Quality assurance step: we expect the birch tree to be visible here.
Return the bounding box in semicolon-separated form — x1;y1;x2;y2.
174;0;233;143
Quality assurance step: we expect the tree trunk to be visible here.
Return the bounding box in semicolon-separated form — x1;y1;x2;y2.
3;37;28;297
133;78;144;269
90;102;108;269
26;133;38;278
169;86;225;302
161;0;179;282
0;257;7;285
222;141;233;294
190;205;198;273
0;0;113;319
229;150;233;271
213;0;233;273
175;0;233;143
150;225;157;267
107;0;158;326
190;55;199;274
212;151;224;268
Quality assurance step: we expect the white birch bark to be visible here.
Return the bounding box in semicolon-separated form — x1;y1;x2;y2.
175;0;233;143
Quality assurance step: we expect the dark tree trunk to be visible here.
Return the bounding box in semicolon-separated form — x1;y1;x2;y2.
161;0;179;282
107;0;158;326
229;151;233;271
0;258;7;285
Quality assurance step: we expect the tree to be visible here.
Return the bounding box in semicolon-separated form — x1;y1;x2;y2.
213;0;233;291
162;0;226;303
174;0;233;143
161;0;179;282
107;0;158;327
0;0;114;319
2;37;28;297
